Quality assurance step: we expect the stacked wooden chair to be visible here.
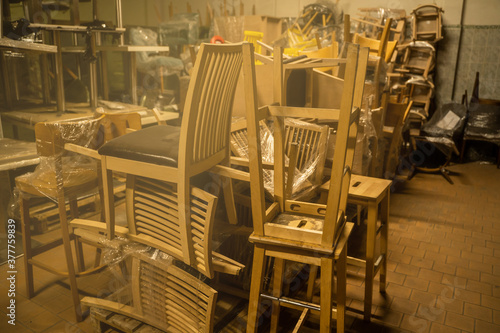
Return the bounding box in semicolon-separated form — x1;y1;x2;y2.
245;44;368;333
17;112;142;322
81;252;218;332
71;43;255;285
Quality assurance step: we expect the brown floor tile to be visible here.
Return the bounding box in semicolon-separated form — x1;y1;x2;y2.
453;288;481;306
464;302;493;323
444;312;475;332
429;322;461;333
418;268;443;283
404;276;430;292
410;290;437;308
475;319;500;333
390;296;419;315
401;313;431;332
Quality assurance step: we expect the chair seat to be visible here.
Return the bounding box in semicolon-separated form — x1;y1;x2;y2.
98;125;180;167
16;167;98;198
261;212;344;250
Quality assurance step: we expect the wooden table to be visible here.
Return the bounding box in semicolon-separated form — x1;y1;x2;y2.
0;138;40;241
1;101;179;138
319;174;391;321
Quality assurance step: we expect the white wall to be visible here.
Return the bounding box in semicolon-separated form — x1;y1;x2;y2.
100;0;498;28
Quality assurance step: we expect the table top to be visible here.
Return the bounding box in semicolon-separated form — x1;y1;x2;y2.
1;101;179;128
0;138;39;172
321;174;392;202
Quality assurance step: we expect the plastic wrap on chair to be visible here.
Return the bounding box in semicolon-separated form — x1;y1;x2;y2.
230;119;328;199
464;103;500;142
421;103;466;139
14;119;103;204
129;27;184;73
159;13;200;45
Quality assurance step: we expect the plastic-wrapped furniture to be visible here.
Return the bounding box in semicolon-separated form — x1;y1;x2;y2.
410;103;467;183
82;252;218;333
16;112;142;322
460;72;500;167
78;43;254;279
246;44;367;333
229;118;329;201
383;100;413;178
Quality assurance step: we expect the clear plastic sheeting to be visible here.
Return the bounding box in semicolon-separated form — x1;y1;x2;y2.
100;237;152;267
129;27;184;73
14;118;103;205
230;119;328;199
0;138;39;172
422;103;467;140
212;16;245;43
464;103;500;141
159;13;200;45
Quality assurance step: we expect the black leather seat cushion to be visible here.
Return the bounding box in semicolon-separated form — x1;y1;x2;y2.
98;125;180;167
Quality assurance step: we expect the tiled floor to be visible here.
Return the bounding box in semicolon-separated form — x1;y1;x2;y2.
1;162;499;332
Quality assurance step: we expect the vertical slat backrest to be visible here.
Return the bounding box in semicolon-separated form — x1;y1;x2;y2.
283;119;329;185
179;43;247;169
127;176;218;278
131;254;217;332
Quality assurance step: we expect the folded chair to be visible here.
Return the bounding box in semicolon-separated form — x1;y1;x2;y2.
81;252;218;332
245;44;368;333
74;43;254;280
16;112;142;322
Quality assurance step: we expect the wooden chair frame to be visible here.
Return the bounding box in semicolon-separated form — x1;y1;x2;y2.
77;43;253;280
245;44;368;333
17;112;142;322
81;252;218;333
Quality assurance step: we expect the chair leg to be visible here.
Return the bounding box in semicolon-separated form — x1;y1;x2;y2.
20;196;34;298
247;245;267;333
320;258;334;333
306;265;319;301
57;194;83;322
379;190;389;293
336;247;347;333
270;258;285;332
221;161;238;225
69;198;85;272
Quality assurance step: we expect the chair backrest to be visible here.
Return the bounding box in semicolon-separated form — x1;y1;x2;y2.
131;254;217;333
352;18;393;62
179;42;252;177
412;4;443;43
229;118;329;200
245;44;368;249
96;111;143;143
34;117;104;158
126;176;219;278
83;252;217;333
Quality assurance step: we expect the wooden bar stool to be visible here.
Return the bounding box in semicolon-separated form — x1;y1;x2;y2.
319;174;391;321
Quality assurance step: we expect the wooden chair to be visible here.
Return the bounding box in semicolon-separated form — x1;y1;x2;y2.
16;112;142;322
411;4;444;43
383;100;413;178
352;17;396;63
81;252;218;333
393;41;435;79
245;44;368;333
229;118;329;201
75;43;253;279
